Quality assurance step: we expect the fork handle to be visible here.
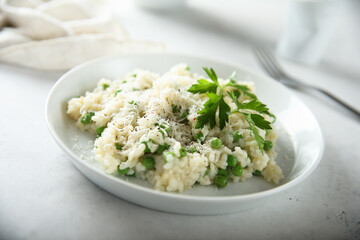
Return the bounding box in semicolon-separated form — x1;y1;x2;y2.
281;79;360;117
315;87;360;117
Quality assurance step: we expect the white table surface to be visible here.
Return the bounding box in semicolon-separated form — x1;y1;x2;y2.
1;0;359;239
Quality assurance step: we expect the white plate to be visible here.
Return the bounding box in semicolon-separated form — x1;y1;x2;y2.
46;53;324;215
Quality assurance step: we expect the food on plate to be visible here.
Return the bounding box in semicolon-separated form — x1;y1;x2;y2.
67;64;283;192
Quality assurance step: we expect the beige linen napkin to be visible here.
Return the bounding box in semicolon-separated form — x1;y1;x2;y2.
0;0;165;71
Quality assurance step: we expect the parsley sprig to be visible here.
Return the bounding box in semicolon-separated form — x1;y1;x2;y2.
188;68;230;129
188;67;274;152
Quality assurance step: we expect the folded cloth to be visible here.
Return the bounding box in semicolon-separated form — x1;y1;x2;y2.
0;34;165;70
0;0;165;71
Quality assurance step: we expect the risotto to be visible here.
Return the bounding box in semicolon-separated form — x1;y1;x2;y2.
67;64;283;192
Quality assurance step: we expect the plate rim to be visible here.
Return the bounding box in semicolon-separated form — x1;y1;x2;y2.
45;52;325;202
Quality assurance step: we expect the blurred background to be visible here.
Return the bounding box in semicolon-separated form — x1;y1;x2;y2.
1;0;359;99
117;0;360;74
1;1;360;239
116;0;360;113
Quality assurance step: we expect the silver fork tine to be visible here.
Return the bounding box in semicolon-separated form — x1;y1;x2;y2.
253;47;283;80
259;47;288;79
253;46;360;117
253;47;275;77
256;47;305;87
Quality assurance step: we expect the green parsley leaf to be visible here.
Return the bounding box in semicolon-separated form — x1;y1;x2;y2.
172;105;179;113
233;90;241;98
188;67;276;152
218;97;230;130
203;67;218;84
187;147;198;153
114;89;122;96
102;84;110;90
249;126;265;152
181;110;189;119
241;113;266;153
227;81;257;99
243;100;271;116
250;114;272;130
189;67;230;130
228;91;272;131
158;129;165;138
188;79;218;94
195;93;221;129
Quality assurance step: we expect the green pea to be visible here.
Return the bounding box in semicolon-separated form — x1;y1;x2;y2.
163;152;176;163
179;147;187;158
185;65;190;71
142;157;155;170
210;138;222;149
227;155;237;167
122;80;127;84
193;132;203;141
253;170;261;176
232;164;243;176
80;112;95;124
114;89;122;96
157;144;169;154
214;175;228;188
232;131;243;143
117;166;129;175
217;168;229;177
263;140;273;151
181;110;189;119
187;147;198;153
96;126;106;138
102;84;110;90
141;141;151;153
132;74;137;77
115;143;123;150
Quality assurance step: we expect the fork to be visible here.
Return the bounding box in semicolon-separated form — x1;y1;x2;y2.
253;46;360;117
